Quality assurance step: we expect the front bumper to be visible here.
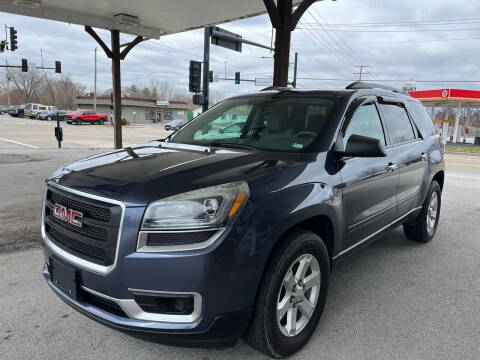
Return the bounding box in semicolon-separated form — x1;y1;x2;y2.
43;265;251;344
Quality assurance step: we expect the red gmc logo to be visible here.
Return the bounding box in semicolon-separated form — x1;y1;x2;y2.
52;203;84;227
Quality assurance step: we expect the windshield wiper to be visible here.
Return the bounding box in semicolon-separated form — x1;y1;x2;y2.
209;142;257;151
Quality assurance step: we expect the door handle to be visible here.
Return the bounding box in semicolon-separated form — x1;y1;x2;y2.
421;153;429;161
386;163;399;172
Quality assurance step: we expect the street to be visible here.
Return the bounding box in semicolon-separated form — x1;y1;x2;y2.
0;146;479;359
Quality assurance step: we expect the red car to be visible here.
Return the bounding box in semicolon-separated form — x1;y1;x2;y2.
65;110;108;125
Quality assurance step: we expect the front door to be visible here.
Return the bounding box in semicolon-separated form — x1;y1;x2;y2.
339;98;399;250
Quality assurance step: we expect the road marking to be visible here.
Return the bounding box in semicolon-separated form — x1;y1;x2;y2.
445;162;480;168
0;137;39;148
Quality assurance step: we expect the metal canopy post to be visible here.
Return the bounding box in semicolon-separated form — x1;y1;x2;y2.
85;26;145;149
202;27;211;112
263;0;316;87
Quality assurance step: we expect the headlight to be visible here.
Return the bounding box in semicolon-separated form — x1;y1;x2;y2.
141;181;249;230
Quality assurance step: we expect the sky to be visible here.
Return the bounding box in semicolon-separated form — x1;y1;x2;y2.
1;0;480;100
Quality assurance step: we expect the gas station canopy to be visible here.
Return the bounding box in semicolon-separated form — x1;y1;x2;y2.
409;89;480;143
0;0;305;38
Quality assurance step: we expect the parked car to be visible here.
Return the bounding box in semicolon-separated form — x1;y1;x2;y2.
164;119;186;131
40;110;66;121
24;103;49;119
36;111;49;120
0;105;8;115
65;110;108;125
194;121;246;141
17;104;26;117
41;82;445;358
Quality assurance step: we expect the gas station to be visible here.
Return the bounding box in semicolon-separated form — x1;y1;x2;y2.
409;88;480;145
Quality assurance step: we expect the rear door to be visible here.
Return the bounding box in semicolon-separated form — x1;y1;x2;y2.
339;97;399;250
378;98;428;217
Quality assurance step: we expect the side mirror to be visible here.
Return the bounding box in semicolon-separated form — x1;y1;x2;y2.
335;134;386;158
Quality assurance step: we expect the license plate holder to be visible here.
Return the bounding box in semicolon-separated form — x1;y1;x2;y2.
50;257;79;300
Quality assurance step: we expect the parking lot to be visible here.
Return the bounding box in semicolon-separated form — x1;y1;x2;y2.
0;114;171;149
0;117;479;359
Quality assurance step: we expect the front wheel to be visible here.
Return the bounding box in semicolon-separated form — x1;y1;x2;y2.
243;228;330;358
75;119;81;125
99;119;105;125
403;180;442;243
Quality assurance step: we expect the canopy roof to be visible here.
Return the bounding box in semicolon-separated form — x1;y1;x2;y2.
409;89;480;107
0;0;306;38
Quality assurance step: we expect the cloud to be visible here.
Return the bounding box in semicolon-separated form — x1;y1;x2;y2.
1;0;480;98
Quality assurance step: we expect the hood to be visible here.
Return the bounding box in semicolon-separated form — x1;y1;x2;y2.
48;141;315;206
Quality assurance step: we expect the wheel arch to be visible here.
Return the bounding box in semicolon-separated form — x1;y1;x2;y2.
432;170;444;191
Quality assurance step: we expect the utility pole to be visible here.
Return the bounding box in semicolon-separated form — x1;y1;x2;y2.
40;48;44;68
224;61;227;79
292;52;298;88
354;65;369;81
94;47;97;112
5;60;10;107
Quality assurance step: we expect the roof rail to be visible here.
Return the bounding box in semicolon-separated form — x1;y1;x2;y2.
260;86;291;91
346;81;402;93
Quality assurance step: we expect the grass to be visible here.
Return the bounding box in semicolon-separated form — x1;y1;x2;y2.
445;145;480;155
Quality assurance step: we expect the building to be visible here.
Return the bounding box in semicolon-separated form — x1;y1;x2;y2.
409;89;480;144
75;96;199;125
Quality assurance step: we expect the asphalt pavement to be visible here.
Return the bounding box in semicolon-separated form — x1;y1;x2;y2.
1;148;480;359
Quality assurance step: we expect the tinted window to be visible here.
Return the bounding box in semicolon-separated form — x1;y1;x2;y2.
344;102;385;146
380;103;415;144
408;101;435;138
171;95;339;152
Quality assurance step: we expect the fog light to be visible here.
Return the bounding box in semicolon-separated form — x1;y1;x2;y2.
134;294;195;315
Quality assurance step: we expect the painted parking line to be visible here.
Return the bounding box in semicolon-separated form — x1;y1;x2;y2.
445;162;480;168
0;137;40;149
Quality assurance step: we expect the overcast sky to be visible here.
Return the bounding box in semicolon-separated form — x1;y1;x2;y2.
1;0;479;99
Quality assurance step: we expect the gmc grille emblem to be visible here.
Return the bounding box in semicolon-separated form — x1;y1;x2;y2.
52;203;84;227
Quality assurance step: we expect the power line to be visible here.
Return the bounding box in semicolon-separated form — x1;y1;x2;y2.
309;6;379;80
296;36;480;47
299;27;480;33
305;17;480;27
296;77;480;83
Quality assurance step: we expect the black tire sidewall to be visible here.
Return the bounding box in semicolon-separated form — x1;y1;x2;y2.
263;232;330;357
419;181;442;241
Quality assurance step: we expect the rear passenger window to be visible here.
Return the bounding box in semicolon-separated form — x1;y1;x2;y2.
380;103;415;144
409;102;435;137
343;103;385;146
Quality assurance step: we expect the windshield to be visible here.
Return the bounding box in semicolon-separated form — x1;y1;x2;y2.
169;94;340;152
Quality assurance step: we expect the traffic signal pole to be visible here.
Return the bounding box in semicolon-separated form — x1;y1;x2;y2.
202;27;211;112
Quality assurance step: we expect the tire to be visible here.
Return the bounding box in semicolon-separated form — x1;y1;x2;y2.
165;125;170;131
75;119;81;125
243;228;330;358
99;119;105;125
403;180;442;243
47;116;52;121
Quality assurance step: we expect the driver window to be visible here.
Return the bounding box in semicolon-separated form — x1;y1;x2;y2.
343;102;385;146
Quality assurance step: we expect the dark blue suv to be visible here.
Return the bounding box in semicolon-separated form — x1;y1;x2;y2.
42;83;445;357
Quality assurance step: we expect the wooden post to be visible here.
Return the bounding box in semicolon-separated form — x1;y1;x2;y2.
111;30;122;149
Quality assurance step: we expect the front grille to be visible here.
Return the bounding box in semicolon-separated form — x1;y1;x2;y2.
83;291;127;318
44;186;122;266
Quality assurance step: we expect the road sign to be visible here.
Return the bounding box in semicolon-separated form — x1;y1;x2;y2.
255;78;273;86
211;26;242;52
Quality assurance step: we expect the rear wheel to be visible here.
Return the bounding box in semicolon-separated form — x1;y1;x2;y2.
403;180;441;243
75;119;81;125
243;228;330;358
99;119;105;125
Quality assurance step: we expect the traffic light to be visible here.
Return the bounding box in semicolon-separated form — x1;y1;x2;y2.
189;60;202;93
55;60;61;73
9;27;17;51
0;40;6;53
235;72;240;85
208;70;214;83
21;58;28;72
